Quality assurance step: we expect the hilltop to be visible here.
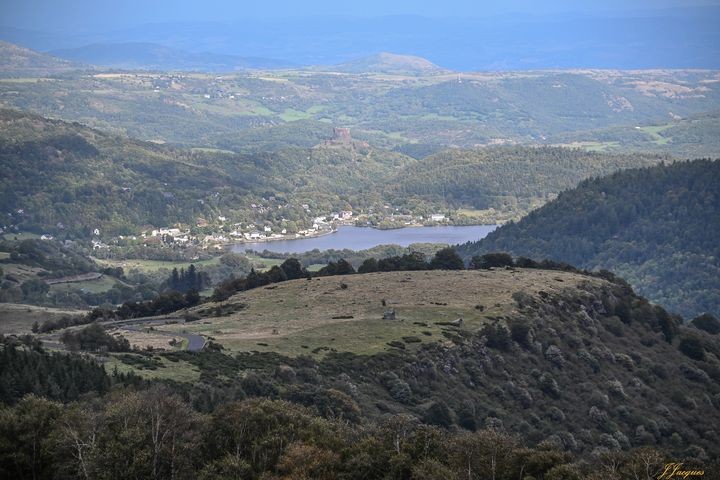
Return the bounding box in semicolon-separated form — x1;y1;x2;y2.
79;268;720;459
334;52;445;74
457;160;720;319
0;40;82;76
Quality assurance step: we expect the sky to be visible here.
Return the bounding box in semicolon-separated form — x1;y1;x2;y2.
2;0;720;30
1;0;719;69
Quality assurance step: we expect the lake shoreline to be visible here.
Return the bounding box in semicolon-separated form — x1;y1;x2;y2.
231;225;498;255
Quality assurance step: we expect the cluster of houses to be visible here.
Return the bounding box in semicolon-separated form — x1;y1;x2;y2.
137;211;354;249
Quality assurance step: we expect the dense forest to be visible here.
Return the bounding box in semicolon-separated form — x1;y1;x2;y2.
457;159;720;319
387;147;665;213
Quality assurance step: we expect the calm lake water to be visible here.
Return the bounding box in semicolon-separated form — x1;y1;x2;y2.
232;225;497;254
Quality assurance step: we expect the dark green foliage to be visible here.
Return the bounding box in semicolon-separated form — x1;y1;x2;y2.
316;258;355;276
0;336;111;404
470;252;515;269
423;401;454;428
481;323;512;351
429;247;464;270
166;264;208;293
378;252;429;271
508;320;532;347
691;313;720;335
37;314;92;333
459;160;720;319
678;336;705;361
117;290;192;318
358;257;379;273
279;258;308;280
60;323;130;352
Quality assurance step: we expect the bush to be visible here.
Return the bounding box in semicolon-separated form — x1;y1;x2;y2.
380;372;412;404
539;372;561;398
430;248;465;270
509;320;532;347
678;336;705;361
358;258;378;273
470;252;514;269
481;324;512;351
60;324;130;352
691;313;720;335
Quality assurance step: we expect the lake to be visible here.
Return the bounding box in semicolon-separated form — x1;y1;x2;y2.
232;225;497;254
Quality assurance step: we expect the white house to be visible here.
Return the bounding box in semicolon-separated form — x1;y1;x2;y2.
430;214;447;222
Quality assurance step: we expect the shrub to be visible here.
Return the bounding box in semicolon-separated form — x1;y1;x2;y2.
589;406;609;426
679;364;711;384
481;324;512;351
544;345;566;368
691;313;720;334
509;320;532;347
358;258;378;273
678;336;705;361
539;373;561;398
430;247;465;270
470;252;514;269
380;372;412;404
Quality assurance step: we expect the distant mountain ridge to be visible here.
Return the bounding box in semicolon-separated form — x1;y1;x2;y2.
50;42;293;71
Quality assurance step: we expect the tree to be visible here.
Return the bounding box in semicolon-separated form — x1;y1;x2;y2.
335;259;355;275
678;336;705;360
470;253;514;269
170;268;180;291
691;313;720;334
358;258;378;273
430;248;464;270
20;278;49;298
185;288;201;307
280;258;308;280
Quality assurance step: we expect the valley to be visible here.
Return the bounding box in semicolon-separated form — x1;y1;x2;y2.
0;13;719;477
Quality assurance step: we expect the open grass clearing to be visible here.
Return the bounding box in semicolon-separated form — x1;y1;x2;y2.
150;269;600;357
0;303;88;334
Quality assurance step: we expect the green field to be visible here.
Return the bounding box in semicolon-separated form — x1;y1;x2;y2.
103;353;201;382
637;124;672;145
49;275;126;294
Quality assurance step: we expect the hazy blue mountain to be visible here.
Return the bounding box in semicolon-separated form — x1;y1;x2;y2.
50;42;292;71
2;7;719;69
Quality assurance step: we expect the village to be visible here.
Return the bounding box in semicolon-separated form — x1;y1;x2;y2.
133;208;449;250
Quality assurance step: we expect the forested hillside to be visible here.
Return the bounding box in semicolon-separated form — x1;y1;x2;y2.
1;109;673;237
458;160;720;318
387;147;665;214
2;267;719;478
0;109;412;236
